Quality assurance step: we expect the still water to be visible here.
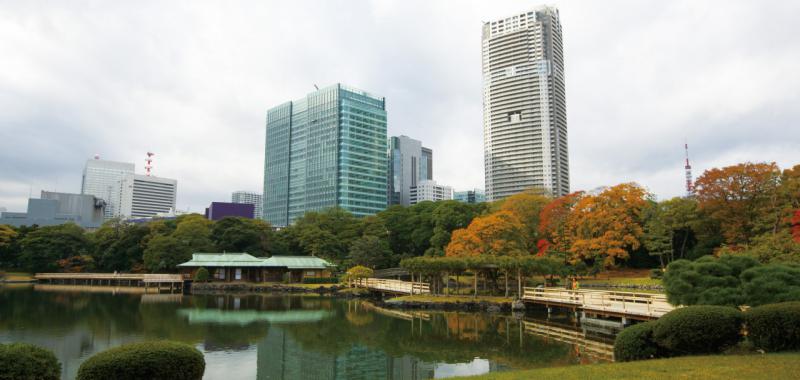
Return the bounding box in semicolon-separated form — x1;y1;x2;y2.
0;285;616;379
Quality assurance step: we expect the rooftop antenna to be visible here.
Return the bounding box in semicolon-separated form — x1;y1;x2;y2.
313;84;319;90
684;142;694;197
145;152;155;176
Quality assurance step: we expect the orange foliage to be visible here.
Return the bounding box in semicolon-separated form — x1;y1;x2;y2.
445;210;528;257
538;192;584;255
793;210;800;243
564;183;648;267
694;162;781;246
498;192;550;250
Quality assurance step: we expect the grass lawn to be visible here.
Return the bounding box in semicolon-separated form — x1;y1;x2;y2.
387;295;513;304
453;353;800;380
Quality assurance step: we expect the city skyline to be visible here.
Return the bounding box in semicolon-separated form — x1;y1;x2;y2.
1;1;799;213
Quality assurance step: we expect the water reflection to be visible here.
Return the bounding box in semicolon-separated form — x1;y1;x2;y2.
0;285;615;380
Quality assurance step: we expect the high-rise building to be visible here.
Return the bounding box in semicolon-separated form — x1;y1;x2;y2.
387;135;433;206
0;191;105;229
81;158;135;219
410;180;453;204
264;84;388;227
205;202;255;221
116;174;178;218
482;6;569;201
454;189;486;204
232;191;263;220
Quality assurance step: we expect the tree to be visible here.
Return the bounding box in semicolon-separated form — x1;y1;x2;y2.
445;211;528;257
663;255;759;306
733;229;800;263
565;183;648;267
538;192;583;259
348;235;392;269
644;197;701;268
428;201;485;254
497;191;550;251
90;221;150;271
143;235;190;272
292;208;361;264
172;215;215;253
342;265;373;284
0;225;17;249
643;203;673;269
211;217;275;255
194;267;209;282
793;210;800;243
19;224;89;272
57;255;95;273
694;162;781;247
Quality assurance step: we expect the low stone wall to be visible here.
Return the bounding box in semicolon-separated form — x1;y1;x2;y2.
190;282;343;295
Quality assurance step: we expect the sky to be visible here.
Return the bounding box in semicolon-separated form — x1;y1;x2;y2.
1;0;799;213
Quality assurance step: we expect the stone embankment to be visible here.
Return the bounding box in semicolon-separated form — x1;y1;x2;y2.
190;283;344;295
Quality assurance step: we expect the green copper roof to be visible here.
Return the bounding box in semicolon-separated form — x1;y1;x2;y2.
177;309;332;325
177;253;334;269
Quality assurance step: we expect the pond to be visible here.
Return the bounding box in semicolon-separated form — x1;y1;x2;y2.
0;285;617;379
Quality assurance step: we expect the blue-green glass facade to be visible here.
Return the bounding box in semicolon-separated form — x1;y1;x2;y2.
263;84;387;227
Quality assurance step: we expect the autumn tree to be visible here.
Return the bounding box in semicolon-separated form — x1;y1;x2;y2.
445;210;528;257
565;183;648;267
496;191;551;251
694;162;781;247
793;210;800;243
538;192;584;259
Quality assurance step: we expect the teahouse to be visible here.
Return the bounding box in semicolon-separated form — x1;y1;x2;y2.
177;253;335;283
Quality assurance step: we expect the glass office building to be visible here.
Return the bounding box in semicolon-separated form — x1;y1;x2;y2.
264;84;388;227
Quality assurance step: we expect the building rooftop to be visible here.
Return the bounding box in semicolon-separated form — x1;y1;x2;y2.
177;253;334;269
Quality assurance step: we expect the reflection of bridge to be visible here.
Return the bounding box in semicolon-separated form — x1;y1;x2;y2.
177;309;332;325
521;320;615;362
35;273;186;293
353;278;429;295
522;287;674;320
360;301;430;321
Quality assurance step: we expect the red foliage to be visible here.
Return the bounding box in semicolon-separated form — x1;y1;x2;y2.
536;239;549;256
792;210;800;243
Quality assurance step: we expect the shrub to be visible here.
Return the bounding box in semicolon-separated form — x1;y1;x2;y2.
76;341;205;380
613;321;663;362
302;277;338;284
193;267;209;282
0;342;61;380
745;302;800;352
663;255;759;306
653;305;743;355
740;265;800;306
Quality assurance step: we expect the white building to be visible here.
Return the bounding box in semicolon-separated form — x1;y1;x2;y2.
81;158;135;219
482;6;569;200
116;174;178;218
232;191;263;220
409;180;453;204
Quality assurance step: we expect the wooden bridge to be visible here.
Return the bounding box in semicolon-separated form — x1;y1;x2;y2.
34;273;186;293
522;287;674;320
352;278;430;295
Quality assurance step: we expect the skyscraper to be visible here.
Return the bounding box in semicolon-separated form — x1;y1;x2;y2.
409;180;453;204
116;174;178;218
482;6;569;201
263;84;388;227
454;189;486;204
232;191;263;220
387;135;433;206
81;158;134;219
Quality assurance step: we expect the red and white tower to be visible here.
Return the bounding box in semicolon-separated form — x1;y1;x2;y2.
145;152;155;176
684;143;694;197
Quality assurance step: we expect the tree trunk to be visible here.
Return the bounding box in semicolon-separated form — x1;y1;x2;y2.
517;268;522;300
445;271;449;297
456;274;460;295
473;271;478;299
504;270;509;298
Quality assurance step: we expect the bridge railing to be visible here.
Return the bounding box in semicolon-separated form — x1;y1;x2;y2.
522;287;674;318
354;278;430;294
35;273;184;283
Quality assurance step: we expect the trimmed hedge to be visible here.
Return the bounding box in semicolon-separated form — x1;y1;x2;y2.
0;342;61;380
303;277;339;284
745;301;800;352
194;267;209;282
76;341;205;380
613;321;663;362
653;305;743;355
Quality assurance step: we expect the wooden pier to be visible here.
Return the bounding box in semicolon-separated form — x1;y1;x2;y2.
34;273;186;293
522;287;674;320
353;278;430;295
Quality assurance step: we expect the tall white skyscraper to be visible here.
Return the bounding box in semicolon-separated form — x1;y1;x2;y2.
388;135;433;206
482;6;569;201
81;158;135;219
117;174;177;218
232;191;263;220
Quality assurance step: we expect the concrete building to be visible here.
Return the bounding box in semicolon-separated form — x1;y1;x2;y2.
410;180;453;204
0;191;105;228
232;191;263;220
387;135;433;206
482;6;569;201
205;202;255;221
81;158;135;219
116;174;178;218
264;84;388;227
454;189;486;204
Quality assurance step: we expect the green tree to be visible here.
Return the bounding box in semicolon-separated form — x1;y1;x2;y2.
19;223;89;272
90;221;150;271
211;217;276;255
0;225;17;248
292;208;361;264
172;215;215;253
347;235;392;269
143;235;189;272
428;201;486;255
663;255;760;306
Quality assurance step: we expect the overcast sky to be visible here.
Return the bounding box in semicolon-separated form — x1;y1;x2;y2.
1;0;799;213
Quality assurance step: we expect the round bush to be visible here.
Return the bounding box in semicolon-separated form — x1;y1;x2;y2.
745;301;800;352
77;341;205;380
653;305;743;355
0;342;61;380
613;321;663;362
194;267;209;282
